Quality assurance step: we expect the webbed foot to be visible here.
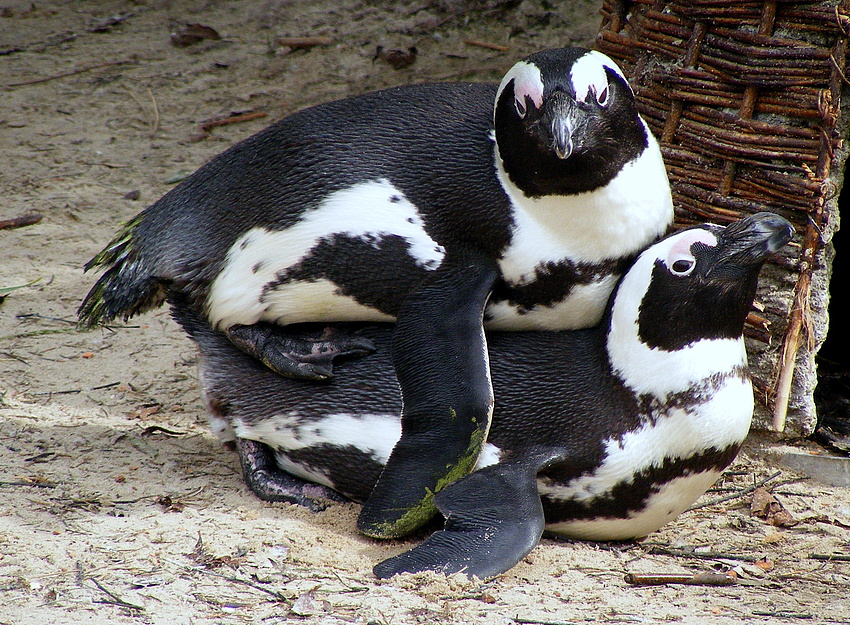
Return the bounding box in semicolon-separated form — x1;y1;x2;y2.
373;447;569;579
235;437;348;511
225;322;376;381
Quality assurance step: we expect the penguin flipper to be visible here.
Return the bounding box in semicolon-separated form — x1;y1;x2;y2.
373;447;569;579
235;438;348;511
225;322;377;381
357;249;500;539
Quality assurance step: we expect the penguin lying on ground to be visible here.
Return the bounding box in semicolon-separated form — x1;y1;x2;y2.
78;47;673;538
172;212;793;579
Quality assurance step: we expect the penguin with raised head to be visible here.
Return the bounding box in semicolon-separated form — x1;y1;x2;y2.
173;212;793;579
78;47;673;539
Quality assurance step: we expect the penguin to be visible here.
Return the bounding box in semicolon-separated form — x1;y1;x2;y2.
78;47;673;539
171;212;794;579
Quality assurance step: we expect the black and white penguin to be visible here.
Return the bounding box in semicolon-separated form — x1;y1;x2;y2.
173;212;794;579
78;47;673;538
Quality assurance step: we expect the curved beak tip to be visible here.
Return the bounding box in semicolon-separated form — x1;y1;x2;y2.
554;140;572;160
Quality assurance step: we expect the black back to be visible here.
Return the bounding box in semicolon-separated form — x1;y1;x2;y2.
138;83;514;293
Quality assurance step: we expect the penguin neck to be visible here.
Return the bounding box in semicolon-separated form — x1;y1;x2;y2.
493;124;673;266
605;254;750;401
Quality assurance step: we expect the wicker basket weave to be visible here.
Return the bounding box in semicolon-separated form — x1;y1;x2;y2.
595;0;850;434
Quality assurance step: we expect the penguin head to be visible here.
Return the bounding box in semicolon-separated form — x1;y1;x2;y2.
494;48;648;197
614;212;794;352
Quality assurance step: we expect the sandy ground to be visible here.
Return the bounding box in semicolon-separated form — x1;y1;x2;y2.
1;1;849;624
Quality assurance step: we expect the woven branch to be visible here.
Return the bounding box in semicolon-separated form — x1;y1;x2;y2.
596;0;849;431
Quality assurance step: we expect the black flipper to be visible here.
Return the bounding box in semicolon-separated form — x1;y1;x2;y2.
225;323;376;381
357;249;500;538
235;438;348;511
373;447;569;579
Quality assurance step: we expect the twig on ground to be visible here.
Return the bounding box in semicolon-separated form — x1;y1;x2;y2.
808;553;850;562
0;213;42;230
29;381;122;396
90;577;144;611
276;36;333;49
191;110;268;141
688;470;783;511
463;38;509;52
188;566;290;603
624;572;737;586
0;481;58;489
752;611;814;619
642;544;762;563
146;87;159;133
7;59;136;87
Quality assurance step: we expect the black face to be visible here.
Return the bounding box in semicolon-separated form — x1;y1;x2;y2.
494;48;649;198
637;213;794;351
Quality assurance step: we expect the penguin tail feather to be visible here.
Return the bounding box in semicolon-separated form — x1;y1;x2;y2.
77;216;167;328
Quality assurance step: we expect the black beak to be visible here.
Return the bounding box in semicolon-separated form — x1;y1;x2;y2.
544;91;579;160
708;212;794;276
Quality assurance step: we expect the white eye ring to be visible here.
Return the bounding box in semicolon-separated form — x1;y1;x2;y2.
669;255;696;276
515;96;527;118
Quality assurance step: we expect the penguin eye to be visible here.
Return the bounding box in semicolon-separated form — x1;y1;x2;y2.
669;257;696;276
515;96;527;119
596;85;610;107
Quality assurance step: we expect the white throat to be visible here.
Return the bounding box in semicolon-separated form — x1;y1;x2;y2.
493;121;673;276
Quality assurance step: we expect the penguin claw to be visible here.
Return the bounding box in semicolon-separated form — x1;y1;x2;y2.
225;322;376;380
235;438;348;510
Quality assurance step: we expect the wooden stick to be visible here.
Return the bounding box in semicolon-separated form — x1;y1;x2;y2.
0;213;42;230
0;481;57;488
276;36;333;49
625;572;736;586
200;110;267;132
687;470;782;511
643;544;762;563
463;39;509;52
189;566;289;602
808;553;850;562
772;213;816;432
146;87;160;133
6;59;135;87
90;578;144;611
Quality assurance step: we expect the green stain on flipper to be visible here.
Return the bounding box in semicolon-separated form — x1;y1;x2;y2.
363;412;488;539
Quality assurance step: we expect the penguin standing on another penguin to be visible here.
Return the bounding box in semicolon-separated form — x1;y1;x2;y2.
173;212;794;579
78;47;673;539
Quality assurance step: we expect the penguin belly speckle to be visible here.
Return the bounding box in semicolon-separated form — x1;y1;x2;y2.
206;179;445;328
544;470;724;540
536;372;753;539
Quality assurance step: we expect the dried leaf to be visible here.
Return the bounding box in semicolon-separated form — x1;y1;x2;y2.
171;23;221;48
754;559;774;571
374;45;417;69
750;487;798;527
763;530;786;543
157;495;185;513
290;589;328;616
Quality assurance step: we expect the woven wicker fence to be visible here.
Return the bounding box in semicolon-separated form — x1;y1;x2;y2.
595;0;849;435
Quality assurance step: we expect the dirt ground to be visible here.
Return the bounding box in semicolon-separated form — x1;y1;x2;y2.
1;1;849;624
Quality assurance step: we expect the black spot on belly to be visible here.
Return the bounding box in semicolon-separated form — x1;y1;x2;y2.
266;233;432;316
540;444;741;523
634;367;750;427
284;443;382;503
491;256;633;312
